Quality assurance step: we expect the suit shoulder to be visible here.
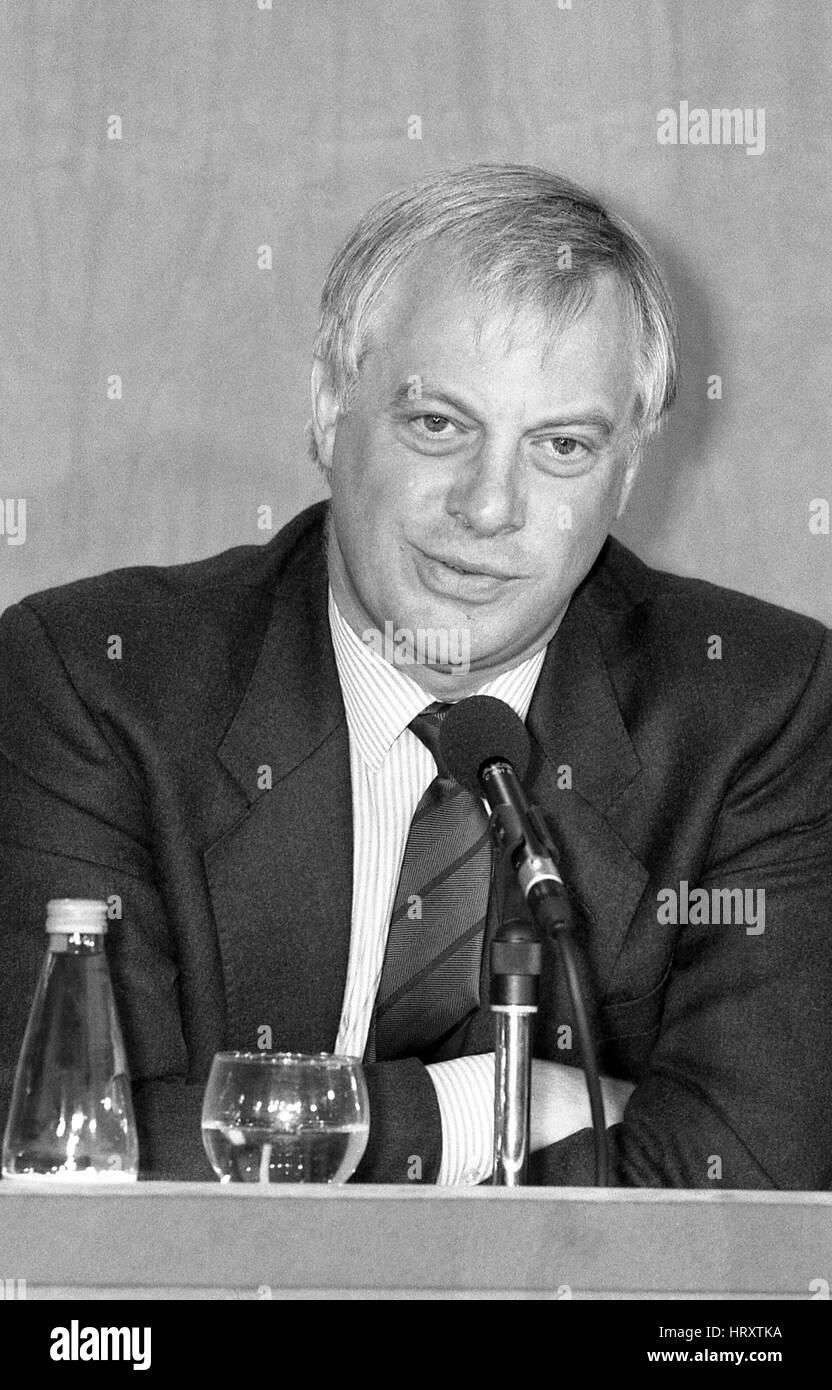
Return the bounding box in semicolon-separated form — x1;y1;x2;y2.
595;537;831;723
600;535;828;655
0;503;328;721
12;502;327;626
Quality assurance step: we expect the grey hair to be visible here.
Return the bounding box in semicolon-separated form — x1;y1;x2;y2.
309;162;679;472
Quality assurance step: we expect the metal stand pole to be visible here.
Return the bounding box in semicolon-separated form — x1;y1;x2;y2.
491;858;541;1187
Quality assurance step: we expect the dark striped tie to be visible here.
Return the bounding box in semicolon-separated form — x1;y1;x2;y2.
372;702;493;1061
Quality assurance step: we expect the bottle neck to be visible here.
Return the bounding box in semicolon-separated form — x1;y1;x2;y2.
48;932;106;955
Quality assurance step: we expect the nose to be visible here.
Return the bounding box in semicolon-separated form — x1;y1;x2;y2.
445;436;526;538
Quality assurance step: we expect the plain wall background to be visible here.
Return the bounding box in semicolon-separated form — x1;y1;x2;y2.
2;0;830;622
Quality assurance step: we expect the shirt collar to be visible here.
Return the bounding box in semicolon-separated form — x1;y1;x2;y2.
328;586;548;773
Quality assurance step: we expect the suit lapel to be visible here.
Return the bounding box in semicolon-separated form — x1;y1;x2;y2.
203;524;354;1053
447;544;652;1059
525;564;650;994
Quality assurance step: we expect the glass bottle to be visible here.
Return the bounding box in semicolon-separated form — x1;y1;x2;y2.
1;898;139;1182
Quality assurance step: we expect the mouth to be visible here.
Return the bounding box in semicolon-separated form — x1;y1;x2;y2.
414;547;521;601
428;554;516;579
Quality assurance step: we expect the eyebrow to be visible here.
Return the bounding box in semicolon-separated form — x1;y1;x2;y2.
390;381;617;441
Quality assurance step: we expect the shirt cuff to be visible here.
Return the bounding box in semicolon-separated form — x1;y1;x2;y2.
426;1052;495;1185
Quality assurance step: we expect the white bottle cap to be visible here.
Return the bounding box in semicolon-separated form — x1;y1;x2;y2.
46;899;109;934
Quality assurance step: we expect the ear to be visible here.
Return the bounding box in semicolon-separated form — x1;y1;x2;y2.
615;438;643;519
309;357;341;476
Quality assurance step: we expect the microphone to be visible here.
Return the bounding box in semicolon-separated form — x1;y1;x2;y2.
439;695;611;1187
439;696;567;916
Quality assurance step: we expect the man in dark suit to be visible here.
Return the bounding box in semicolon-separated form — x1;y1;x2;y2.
2;165;831;1187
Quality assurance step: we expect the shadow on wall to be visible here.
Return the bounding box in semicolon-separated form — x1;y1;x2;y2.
613;234;720;568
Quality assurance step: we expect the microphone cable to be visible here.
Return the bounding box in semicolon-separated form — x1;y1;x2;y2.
531;885;612;1187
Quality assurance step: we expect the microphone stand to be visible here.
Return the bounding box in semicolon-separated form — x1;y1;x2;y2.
489;817;542;1186
491;852;540;1186
488;799;612;1188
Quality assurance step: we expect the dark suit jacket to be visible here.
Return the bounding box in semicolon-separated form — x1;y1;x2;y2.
2;502;831;1187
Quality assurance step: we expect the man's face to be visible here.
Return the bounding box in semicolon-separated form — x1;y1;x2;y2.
316;254;641;696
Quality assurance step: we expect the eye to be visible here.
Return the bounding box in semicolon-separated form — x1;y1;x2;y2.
415;414;455;435
547;436;582;457
533;435;594;473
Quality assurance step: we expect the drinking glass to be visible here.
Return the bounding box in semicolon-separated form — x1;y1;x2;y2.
201;1051;370;1184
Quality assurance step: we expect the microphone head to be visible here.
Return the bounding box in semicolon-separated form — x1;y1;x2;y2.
439;695;532;794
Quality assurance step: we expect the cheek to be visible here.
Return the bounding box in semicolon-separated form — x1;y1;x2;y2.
334;415;419;510
331;440;414;589
524;473;619;587
553;463;625;539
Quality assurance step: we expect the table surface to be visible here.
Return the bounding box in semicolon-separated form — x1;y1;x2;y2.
1;1184;831;1299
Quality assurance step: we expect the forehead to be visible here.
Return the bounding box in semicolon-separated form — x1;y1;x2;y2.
359;251;640;423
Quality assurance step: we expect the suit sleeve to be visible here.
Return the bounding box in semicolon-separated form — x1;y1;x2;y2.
530;627;832;1189
0;600;218;1180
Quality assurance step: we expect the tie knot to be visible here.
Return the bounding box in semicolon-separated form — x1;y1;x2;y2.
409;702;453;778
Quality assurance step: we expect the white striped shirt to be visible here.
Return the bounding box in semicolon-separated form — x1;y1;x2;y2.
328;587;547;1184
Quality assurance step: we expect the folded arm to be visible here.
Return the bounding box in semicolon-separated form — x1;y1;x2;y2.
373;628;832;1188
